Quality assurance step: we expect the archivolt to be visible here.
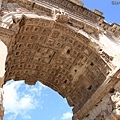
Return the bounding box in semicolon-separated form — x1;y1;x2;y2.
1;13;114;118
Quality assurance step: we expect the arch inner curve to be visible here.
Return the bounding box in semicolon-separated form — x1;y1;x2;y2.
4;14;113;116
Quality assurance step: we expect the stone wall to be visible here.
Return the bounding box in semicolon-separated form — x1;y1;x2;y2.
82;81;120;120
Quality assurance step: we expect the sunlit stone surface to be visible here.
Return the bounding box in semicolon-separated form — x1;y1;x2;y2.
0;0;120;119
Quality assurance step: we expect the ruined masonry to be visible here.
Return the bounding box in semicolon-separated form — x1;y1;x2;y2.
0;0;120;120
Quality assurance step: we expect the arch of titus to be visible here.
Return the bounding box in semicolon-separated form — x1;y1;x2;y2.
0;0;120;119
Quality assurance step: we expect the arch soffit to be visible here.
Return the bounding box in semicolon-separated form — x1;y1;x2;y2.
2;13;114;114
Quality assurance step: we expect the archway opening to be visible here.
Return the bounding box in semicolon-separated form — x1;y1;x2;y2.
3;80;73;120
3;14;114;119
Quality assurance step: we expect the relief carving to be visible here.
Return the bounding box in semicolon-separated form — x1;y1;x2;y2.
53;9;69;24
81;81;120;120
9;15;23;34
109;91;120;119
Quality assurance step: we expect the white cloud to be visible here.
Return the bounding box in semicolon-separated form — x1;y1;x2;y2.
3;80;46;120
61;112;73;120
52;117;56;120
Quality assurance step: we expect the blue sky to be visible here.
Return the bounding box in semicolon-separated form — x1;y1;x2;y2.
82;0;120;24
3;0;120;120
3;80;73;120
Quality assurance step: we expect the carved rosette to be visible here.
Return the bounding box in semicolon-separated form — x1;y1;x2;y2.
54;9;69;24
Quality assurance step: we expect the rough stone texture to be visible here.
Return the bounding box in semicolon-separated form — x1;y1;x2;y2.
0;0;120;120
82;80;120;120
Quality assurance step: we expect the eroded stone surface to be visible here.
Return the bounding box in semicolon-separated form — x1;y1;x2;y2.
82;81;120;120
5;15;113;110
0;0;120;120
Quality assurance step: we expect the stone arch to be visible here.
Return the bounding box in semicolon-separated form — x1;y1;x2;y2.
2;13;115;119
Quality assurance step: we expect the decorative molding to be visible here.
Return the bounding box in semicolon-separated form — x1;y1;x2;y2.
0;0;120;120
0;27;14;46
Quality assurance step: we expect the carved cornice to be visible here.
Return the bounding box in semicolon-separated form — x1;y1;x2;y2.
2;0;120;39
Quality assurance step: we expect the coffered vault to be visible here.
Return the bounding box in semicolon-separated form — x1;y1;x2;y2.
0;0;120;120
